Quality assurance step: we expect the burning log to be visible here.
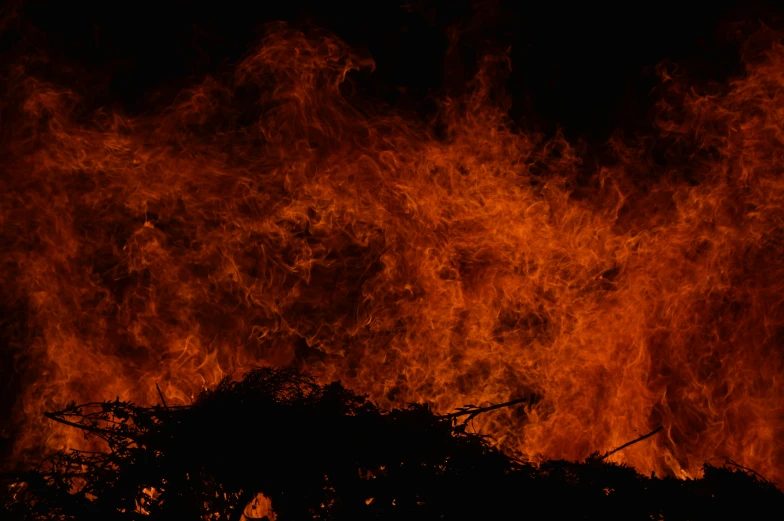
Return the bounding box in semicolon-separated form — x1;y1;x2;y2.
1;367;781;520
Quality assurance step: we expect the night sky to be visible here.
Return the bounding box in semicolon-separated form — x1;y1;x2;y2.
3;0;782;143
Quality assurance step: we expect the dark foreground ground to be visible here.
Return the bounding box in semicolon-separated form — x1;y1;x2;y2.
2;367;782;521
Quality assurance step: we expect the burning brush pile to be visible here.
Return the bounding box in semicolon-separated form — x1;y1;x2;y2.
1;367;782;520
2;9;784;519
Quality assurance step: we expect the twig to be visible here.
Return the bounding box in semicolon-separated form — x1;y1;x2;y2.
156;383;169;409
599;426;663;461
444;396;533;422
723;458;770;483
43;412;113;438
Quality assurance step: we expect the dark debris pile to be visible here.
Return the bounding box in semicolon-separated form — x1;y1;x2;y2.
1;367;781;520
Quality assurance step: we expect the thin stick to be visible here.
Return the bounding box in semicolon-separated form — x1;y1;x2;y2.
723;458;770;483
599;426;663;461
156;383;169;409
43;412;111;437
444;396;533;421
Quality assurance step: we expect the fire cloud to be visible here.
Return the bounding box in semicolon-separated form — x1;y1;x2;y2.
1;24;783;483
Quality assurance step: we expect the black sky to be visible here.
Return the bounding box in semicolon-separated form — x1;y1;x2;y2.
3;1;783;143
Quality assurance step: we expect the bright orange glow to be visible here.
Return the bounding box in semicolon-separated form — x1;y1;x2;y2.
2;24;783;483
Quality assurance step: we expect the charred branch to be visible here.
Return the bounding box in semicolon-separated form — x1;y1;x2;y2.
599;425;664;461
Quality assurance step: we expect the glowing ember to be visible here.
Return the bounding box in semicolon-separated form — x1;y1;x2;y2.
1;23;783;485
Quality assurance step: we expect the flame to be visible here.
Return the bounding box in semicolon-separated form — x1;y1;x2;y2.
242;493;276;521
2;23;783;483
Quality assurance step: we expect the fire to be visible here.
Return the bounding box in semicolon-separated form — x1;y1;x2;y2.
1;23;783;484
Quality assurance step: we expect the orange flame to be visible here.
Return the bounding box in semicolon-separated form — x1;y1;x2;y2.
2;23;783;483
